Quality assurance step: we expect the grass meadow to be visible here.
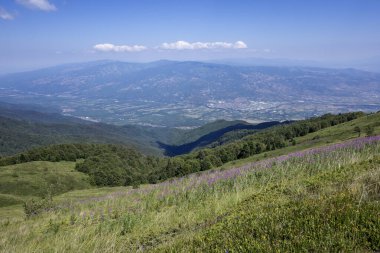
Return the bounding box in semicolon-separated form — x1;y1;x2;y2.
0;135;379;252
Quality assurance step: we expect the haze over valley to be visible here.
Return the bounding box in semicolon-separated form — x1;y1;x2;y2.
1;60;379;127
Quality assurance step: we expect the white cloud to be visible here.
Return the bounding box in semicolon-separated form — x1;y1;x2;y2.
16;0;56;11
93;43;147;53
92;41;247;53
234;41;248;49
0;7;14;20
160;40;248;50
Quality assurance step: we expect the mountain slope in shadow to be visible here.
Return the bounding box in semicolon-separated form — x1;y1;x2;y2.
158;121;291;156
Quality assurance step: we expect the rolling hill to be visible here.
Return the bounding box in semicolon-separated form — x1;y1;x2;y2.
0;101;179;156
0;113;168;156
0;111;376;193
0;102;283;157
0;112;379;252
0;161;90;207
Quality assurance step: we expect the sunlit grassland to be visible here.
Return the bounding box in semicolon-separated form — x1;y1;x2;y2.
0;136;379;252
163;140;380;252
0;161;90;207
222;112;380;169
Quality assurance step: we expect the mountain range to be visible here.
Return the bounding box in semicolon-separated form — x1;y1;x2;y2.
1;60;379;127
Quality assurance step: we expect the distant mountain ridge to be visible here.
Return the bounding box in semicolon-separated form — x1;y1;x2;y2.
209;56;380;73
0;60;379;127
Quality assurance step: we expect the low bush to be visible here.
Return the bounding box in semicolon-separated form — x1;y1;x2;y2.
23;197;54;218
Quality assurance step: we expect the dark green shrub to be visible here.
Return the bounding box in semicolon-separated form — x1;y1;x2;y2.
23;197;54;218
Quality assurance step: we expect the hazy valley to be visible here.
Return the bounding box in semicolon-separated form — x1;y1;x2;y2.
1;60;379;127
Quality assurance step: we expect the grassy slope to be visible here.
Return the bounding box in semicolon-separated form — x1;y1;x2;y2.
166;155;380;252
0;161;91;207
0;134;380;252
0;119;379;252
222;112;380;169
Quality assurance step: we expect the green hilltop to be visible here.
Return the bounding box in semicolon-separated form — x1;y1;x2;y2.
0;161;90;207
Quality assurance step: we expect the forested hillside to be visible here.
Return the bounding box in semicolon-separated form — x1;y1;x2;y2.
158;120;289;156
1;112;375;189
0;102;276;157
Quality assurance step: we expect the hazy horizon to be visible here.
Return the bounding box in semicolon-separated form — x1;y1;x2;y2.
1;56;380;75
1;0;380;73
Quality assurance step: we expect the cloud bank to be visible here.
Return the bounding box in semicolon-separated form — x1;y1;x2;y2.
93;41;247;53
16;0;57;11
0;7;14;20
160;40;248;50
93;43;147;52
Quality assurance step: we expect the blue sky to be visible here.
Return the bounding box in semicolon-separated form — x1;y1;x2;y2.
1;0;380;73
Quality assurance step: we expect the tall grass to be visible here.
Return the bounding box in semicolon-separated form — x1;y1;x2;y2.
1;136;379;252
